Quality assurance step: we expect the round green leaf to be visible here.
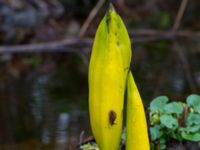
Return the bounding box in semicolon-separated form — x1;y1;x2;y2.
160;115;178;129
164;102;183;114
150;96;169;112
187;94;200;113
181;132;200;142
187;113;200;126
180;125;200;133
150;125;163;141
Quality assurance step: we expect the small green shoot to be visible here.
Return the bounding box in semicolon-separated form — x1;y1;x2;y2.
80;143;99;150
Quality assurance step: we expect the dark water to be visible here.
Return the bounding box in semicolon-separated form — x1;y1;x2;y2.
0;41;200;149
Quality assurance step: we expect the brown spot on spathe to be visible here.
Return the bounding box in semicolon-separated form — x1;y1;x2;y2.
109;109;117;125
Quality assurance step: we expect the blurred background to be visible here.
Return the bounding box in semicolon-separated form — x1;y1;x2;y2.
0;0;200;149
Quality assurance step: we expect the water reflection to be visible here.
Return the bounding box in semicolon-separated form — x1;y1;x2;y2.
0;54;90;149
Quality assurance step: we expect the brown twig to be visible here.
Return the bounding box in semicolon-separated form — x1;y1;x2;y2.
78;0;106;37
156;140;160;150
173;42;198;92
173;0;189;30
171;0;197;92
0;38;92;53
182;105;188;127
129;29;200;39
0;29;199;53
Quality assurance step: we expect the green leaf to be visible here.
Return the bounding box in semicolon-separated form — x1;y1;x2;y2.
80;143;99;150
187;94;200;113
150;96;169;112
180;125;200;133
187;113;200;126
164;102;184;114
160;115;178;129
181;132;200;142
159;138;166;150
171;130;183;141
150;125;163;141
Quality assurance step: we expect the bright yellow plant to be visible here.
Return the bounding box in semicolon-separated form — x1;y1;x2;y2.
126;72;150;150
88;4;150;150
88;5;131;150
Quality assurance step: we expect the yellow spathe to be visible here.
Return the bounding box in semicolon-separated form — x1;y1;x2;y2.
126;72;150;150
88;6;131;150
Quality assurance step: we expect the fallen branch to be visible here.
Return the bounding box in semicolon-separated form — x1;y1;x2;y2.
0;29;199;53
130;29;200;38
0;38;92;53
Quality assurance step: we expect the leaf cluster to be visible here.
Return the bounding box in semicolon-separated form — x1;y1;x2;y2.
150;94;200;149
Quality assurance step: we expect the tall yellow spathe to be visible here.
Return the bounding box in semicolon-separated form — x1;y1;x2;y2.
126;72;150;150
88;6;132;150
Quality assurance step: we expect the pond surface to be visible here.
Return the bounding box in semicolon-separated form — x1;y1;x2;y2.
0;40;200;149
